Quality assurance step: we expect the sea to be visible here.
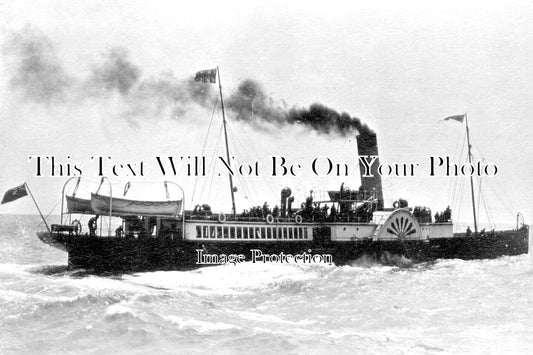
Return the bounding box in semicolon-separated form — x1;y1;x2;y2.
1;214;532;355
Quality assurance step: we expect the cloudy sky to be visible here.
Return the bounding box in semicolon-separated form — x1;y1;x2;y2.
0;0;532;229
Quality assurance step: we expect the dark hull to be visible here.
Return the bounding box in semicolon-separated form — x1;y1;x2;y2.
37;226;529;273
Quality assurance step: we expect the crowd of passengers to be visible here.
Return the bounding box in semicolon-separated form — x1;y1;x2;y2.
192;191;375;223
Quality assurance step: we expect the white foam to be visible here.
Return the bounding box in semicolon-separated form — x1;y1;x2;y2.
124;262;321;296
0;263;38;274
164;315;240;332
231;309;316;325
106;303;136;317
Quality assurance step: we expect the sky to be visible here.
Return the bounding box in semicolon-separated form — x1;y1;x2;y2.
0;0;532;230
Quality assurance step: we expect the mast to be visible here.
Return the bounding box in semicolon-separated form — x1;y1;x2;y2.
217;66;237;216
465;113;478;233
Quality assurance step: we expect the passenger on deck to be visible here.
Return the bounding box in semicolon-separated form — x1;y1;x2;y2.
329;205;337;221
88;216;99;237
313;203;321;219
442;206;452;221
305;191;314;217
466;226;472;236
321;205;329;221
262;202;270;217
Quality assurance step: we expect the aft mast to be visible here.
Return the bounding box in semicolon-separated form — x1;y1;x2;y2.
464;113;478;233
216;67;237;216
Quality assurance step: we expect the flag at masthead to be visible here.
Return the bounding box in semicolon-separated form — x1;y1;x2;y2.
194;68;217;84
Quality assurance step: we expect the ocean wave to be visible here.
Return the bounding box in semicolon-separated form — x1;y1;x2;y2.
231;309;317;326
0;263;39;275
347;253;416;268
164;315;241;332
123;262;325;296
105;302;138;318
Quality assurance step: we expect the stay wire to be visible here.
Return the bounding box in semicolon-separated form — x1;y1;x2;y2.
191;96;219;204
225;122;262;205
470;131;517;218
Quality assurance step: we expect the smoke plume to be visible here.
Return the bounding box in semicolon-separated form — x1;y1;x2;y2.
2;27;71;103
1;27;217;121
287;104;374;137
125;72;216;119
90;47;140;95
227;79;374;137
2;27;373;137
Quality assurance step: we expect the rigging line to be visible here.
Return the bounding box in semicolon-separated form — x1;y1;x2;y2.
451;175;460;218
224;122;248;184
44;197;63;219
469;132;504;226
449;131;467;208
451;131;469;218
222;91;276;207
224;121;259;203
482;170;516;216
469;133;488;161
225;121;269;204
479;175;496;229
196;125;222;205
476;176;483;226
232;122;273;185
448;131;465;205
191;96;219;204
480;191;494;229
39;197;62;228
223;110;276;204
452;174;466;231
454;180;465;232
448;127;465;202
468;125;518;217
201;122;224;204
225;138;254;207
483;170;518;217
228;122;278;198
205;150;219;207
483;178;517;220
197;123;222;203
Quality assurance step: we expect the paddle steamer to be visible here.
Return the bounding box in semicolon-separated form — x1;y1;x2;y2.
31;68;529;272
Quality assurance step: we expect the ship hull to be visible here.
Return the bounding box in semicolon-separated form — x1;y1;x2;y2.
37;226;529;273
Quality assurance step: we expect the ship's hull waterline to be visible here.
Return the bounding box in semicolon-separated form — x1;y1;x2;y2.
37;225;529;272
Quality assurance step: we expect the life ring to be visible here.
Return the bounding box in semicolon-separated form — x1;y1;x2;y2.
266;214;274;224
295;215;303;224
393;201;400;209
71;219;82;234
218;213;226;223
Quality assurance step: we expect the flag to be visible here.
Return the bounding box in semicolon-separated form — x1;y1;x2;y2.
194;68;217;84
1;183;28;204
443;114;465;123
